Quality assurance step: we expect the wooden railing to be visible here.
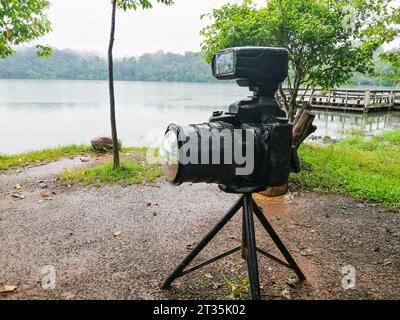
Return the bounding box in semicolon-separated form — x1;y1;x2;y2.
284;88;400;112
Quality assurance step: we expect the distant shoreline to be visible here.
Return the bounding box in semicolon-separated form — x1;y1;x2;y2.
0;78;398;90
1;47;397;87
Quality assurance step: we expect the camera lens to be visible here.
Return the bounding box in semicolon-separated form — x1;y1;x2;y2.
161;123;250;186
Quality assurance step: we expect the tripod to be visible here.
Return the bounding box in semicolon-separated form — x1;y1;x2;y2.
162;193;306;300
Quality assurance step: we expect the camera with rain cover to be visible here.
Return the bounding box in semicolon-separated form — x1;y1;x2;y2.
161;46;295;194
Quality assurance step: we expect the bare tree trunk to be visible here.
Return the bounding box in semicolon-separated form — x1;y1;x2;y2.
108;0;120;168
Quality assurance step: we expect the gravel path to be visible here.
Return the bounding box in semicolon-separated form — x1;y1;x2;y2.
1;158;399;300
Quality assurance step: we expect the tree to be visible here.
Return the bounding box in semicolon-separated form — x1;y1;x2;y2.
380;50;400;85
108;0;174;168
200;0;399;121
0;0;51;59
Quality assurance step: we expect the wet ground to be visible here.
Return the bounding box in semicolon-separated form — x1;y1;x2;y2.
1;158;399;300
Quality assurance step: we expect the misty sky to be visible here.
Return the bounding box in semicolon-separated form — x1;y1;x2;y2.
35;0;398;58
36;0;264;58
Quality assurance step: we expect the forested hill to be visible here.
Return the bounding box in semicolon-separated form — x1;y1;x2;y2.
0;47;396;86
0;48;214;82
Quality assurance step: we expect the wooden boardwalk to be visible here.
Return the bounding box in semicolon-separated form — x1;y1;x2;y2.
286;88;400;112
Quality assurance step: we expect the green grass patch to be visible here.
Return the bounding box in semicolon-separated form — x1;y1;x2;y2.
220;273;249;300
61;161;163;186
0;145;93;170
291;130;400;210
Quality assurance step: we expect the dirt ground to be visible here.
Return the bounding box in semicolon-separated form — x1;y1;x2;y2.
1;157;399;300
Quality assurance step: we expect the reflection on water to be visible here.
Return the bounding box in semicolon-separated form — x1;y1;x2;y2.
312;110;400;139
0;79;399;154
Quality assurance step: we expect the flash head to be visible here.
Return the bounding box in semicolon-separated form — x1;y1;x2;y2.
212;47;289;94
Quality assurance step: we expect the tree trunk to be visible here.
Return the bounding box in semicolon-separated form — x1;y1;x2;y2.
260;108;317;197
108;0;120;168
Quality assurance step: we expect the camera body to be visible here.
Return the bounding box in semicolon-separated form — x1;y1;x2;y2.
208;95;293;193
161;46;294;194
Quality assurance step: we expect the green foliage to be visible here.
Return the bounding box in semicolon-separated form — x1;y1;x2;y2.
292;130;400;210
380;50;400;85
0;145;93;170
0;0;51;59
62;161;162;186
35;44;52;58
0;48;214;82
117;0;174;11
200;0;400;120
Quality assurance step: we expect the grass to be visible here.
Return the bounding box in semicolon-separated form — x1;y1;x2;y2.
0;145;93;170
291;130;400;210
61;147;162;186
61;161;163;186
221;273;249;300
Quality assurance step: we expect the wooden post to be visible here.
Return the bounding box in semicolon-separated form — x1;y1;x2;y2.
389;90;395;108
364;91;371;113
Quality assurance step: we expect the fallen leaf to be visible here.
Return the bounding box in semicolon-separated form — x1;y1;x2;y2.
11;193;24;199
146;202;152;207
186;242;196;250
113;230;123;238
300;249;313;257
2;284;17;293
14;184;22;190
41;191;50;198
212;282;222;290
114;194;122;200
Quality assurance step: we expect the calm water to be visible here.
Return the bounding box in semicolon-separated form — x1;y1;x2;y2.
0;79;399;154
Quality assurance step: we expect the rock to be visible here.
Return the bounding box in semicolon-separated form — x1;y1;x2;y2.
355;203;365;208
91;136;121;152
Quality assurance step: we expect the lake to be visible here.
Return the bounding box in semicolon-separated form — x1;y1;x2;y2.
1;79;399;154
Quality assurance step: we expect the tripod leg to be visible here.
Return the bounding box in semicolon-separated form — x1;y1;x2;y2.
241;206;247;260
243;194;261;300
162;196;244;289
252;198;306;281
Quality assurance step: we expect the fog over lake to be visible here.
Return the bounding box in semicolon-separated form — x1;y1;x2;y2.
1;79;399;154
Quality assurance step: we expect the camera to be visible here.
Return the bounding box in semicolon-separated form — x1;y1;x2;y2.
161;47;307;299
161;47;294;194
